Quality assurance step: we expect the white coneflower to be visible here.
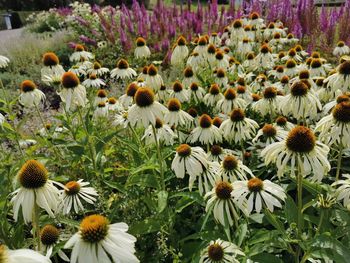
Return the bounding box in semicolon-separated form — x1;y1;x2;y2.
309;58;328;78
64;214;139;263
40;224;69;261
82;73;105;88
197;162;220;196
232;177;286;214
119;82;138;108
128;87;167;128
207;144;237;162
112;111;129;128
284;59;298;77
315;101;350;148
68;64;86;77
142;117;177;146
254;44;274;70
209;32;221;46
262;126;330;181
219;155;253;182
269;32;284;52
19;139;37;149
188;82;205;103
171;36;189;65
324;60;350;94
18;80;46;108
217;88;247;114
58;72;87;111
171;144;208;186
242;52;256;71
110;59;137;80
249;74;270;93
214;50;229;69
0;112;5;127
59;179;98;214
220;108;259;144
134;37;151;59
164;98;193;128
204;84;224;108
93;102;109;120
252;87;282;117
107;97;123;112
282;48;302;63
333;41;350;56
253;123;288;147
230;19;245;43
236;85;252;102
188;114;222;145
199;239;245;263
187;52;203;71
206;44;217;67
205;180;245;227
145;64;163;92
0;244;51;263
332;174;350;209
169;81;189;103
182;67;198;88
94;89;108;105
237;38;254;58
87;61;109;77
11;160;61;223
275;75;290;94
0;55;10;68
268;65;285;80
274;116;295;131
285;33;299;45
156;84;170;103
280;81;321;120
194;36;209;56
215;68;228;88
249;12;265;28
69;44;94;62
243;25;255;41
41;52;65;85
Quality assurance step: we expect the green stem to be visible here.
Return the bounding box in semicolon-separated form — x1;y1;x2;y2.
335;143;343;181
77;107;97;171
316;209;325;234
33;197;41;251
152;124;165;190
240;139;245;164
296;160;303;262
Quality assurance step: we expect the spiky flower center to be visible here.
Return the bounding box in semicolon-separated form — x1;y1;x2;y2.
117;59;129;69
184;67;194;78
332;102;350;122
126;83;139;97
135;87;154;107
274;32;281;39
168;98;181;111
291;81;308;96
18;160;48;189
278;52;285;59
315;78;324;87
80;215;109;243
190;83;199;91
311;52;320;58
208;243;224;261
260;44;270;54
288;48;296;57
62;72;80;89
142;66;148;74
230;108;245;121
215;51;224;60
65;181;81;195
281;75;290;84
336;95;349;104
251;12;260;19
263;87;277;99
286;59;296;68
147;64;158;76
276;66;284;73
247;53;255;60
209;84;220;95
299;70;310;79
177;36;186;46
224;88;236;100
247;178;263;192
262;124;277;137
215;181;233;200
216;69;225;78
295;45;302;52
198;36;208;46
93;62;101;69
136;37;146;47
233;19;243;28
173;81;183;92
339;61;350;75
276;116;287;126
213;117;222;127
286;126;316;153
75;44;85;52
20;80;36;92
199;114;212;128
287;33;294;39
108;97;117;104
207;44;216;54
236;86;246;94
43;52;59;66
155;118;163;129
188;107;198;117
160;85;166;91
176;144;191;157
95;89;107;99
40;225;59;246
223;155;238;170
311;58;322;68
211;145;222;155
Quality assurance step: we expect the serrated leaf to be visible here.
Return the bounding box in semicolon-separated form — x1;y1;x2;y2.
285;195;297;224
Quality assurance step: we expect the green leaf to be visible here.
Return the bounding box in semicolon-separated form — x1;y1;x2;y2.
235;223;248;246
170;191;204;206
264;209;285;233
126;172;159;188
250;253;283;263
103;180;126;194
285;195;297;224
157;190;168;213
